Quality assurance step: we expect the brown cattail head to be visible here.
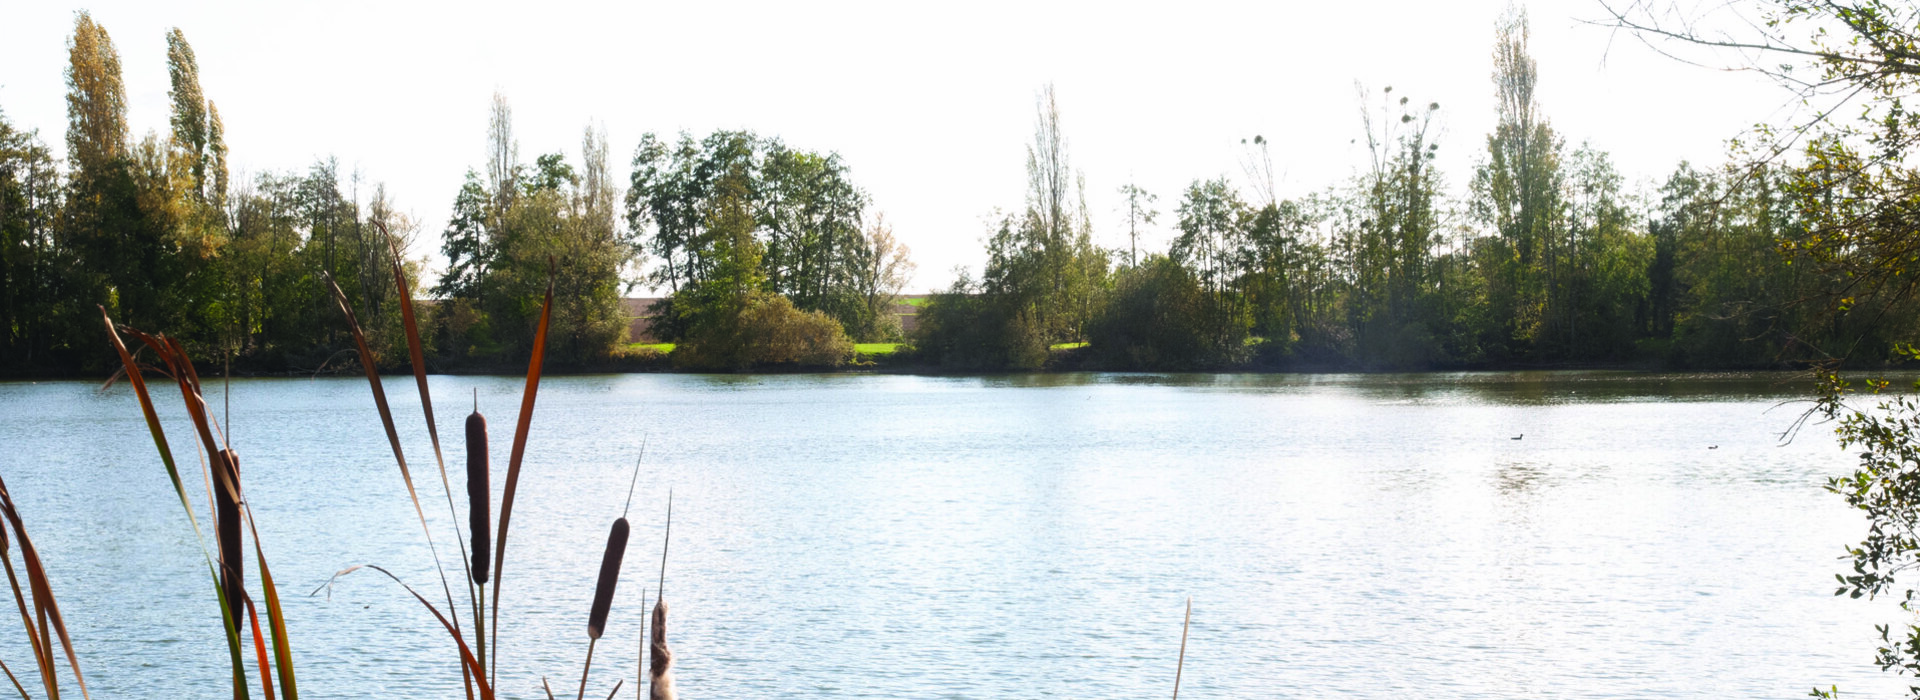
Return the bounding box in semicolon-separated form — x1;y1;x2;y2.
467;409;491;584
649;598;673;700
213;448;244;612
587;517;629;640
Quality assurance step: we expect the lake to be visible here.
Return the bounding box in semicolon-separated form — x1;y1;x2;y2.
0;371;1905;698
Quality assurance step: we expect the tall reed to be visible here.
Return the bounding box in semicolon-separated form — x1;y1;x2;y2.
102;309;297;699
574;450;644;700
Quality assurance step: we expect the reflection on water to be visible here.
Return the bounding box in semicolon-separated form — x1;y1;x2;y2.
0;370;1906;698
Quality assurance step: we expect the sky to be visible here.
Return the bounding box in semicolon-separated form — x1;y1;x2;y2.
0;0;1794;293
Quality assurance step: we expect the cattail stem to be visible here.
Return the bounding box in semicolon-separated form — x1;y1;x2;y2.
474;586;487;681
576;636;597;700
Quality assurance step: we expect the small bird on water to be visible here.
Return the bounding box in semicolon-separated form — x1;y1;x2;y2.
1510;434;1523;441
1708;445;1718;450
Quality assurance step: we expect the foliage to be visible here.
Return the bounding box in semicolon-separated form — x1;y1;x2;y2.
626;129;902;343
1088;255;1248;370
1817;372;1920;698
671;291;854;370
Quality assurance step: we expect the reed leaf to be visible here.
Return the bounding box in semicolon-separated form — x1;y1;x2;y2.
315;565;493;700
147;333;254;699
0;657;28;700
0;503;50;697
100;311;251;697
489;266;555;685
0;476;87;699
323;275;467;670
382;232;481;700
243;508;297;700
241;595;274;699
385;232;476;591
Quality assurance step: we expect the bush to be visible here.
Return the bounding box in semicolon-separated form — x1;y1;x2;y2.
912;279;1048;371
672;292;854;370
1086;256;1249;370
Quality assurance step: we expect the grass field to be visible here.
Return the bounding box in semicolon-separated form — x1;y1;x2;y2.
899;297;929;307
627;342;675;353
855;343;902;356
1049;341;1089;351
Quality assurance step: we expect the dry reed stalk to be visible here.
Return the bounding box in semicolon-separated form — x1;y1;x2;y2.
489;263;555;687
0;474;88;699
576;449;644;700
603;679;623;700
1173;597;1190;700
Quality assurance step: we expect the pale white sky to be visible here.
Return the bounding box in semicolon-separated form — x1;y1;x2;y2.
0;0;1791;293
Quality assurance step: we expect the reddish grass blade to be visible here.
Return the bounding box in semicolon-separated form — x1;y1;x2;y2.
324;275;466;668
242;510;297;700
241;595;274;699
0;656;28;700
489;268;555;685
0;509;50;696
319;566;493;700
385;233;474;587
603;679;623;700
382;231;481;700
0;476;88;699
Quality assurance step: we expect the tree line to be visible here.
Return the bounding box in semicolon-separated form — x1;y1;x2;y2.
3;9;1906;375
915;8;1913;371
0;13;914;375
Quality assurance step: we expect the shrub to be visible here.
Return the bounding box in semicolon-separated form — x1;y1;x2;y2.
673;292;854;370
1087;256;1249;370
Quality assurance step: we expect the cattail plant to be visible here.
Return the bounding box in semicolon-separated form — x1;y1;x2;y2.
649;492;673;700
468;393;491;681
306;250;554;700
103;308;298;699
573;447;644;700
214;448;244;641
468;398;491;586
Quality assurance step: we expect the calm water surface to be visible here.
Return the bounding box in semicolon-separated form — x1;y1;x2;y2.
0;371;1907;698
